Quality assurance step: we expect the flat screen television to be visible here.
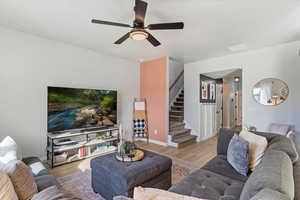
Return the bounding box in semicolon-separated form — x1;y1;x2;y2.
47;86;117;133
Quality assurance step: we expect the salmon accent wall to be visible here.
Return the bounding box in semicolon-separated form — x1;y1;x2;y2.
140;57;168;143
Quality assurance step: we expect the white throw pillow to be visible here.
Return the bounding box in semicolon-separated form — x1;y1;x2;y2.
0;136;20;165
240;130;268;171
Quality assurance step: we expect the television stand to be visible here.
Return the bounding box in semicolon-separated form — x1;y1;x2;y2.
82;126;109;132
47;127;119;168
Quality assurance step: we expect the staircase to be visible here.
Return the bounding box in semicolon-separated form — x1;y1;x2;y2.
169;89;197;148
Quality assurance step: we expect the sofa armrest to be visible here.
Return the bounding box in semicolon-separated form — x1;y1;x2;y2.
217;128;238;156
287;130;300;145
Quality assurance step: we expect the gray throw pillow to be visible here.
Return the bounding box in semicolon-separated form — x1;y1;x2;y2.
227;134;249;176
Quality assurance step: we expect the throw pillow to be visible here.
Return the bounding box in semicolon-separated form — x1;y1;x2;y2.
269;123;291;136
240;130;268;171
0;136;21;165
134;187;205;200
0;170;18;200
227;134;249;176
6;160;38;200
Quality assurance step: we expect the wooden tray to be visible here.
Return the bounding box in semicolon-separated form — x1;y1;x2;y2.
115;149;145;162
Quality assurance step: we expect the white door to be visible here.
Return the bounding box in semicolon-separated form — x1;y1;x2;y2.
215;84;223;134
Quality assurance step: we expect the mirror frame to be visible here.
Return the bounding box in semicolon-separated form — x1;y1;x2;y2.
252;78;289;106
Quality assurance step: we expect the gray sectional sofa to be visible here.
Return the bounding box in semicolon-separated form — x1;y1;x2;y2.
169;128;300;200
115;128;300;200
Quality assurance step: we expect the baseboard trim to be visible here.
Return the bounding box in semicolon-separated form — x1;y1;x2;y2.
167;135;178;148
135;138;168;146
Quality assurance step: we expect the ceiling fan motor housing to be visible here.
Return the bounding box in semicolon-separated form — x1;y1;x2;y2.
133;20;144;29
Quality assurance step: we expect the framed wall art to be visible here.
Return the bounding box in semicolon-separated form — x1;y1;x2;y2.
200;74;217;103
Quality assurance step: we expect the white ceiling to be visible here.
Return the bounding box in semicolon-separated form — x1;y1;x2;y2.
0;0;299;63
203;69;241;79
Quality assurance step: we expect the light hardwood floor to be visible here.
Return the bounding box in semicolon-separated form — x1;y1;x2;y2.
49;136;217;178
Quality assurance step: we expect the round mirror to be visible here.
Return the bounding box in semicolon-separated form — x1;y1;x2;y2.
253;78;289;106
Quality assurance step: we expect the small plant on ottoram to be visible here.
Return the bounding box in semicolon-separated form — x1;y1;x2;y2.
122;141;136;154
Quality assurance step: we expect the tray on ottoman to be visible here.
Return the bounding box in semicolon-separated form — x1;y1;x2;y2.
91;150;172;200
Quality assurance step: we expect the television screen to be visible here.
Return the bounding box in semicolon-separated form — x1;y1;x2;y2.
48;86;117;132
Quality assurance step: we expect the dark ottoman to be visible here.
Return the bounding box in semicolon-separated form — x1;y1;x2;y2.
91;150;172;200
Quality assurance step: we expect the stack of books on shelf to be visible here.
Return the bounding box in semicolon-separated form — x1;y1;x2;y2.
78;146;91;158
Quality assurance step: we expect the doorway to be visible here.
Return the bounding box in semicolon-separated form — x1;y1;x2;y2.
200;69;242;139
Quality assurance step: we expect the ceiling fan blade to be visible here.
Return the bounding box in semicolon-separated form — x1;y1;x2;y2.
148;22;184;30
146;32;161;47
134;0;148;23
91;19;131;28
114;32;130;44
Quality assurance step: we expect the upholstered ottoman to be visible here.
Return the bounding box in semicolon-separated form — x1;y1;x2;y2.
91;150;172;200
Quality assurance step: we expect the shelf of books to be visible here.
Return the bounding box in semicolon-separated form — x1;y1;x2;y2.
47;127;119;167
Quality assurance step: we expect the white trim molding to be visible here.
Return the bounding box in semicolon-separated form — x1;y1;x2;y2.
184;120;201;142
135;138;168;146
167;135;179;148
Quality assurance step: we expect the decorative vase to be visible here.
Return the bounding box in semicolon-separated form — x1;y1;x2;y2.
117;139;125;157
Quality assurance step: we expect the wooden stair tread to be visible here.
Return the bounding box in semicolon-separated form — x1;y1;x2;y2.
172;135;197;143
169;128;190;136
170;109;184;113
169;121;185;128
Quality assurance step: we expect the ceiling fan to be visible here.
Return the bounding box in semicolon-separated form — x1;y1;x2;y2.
91;0;184;47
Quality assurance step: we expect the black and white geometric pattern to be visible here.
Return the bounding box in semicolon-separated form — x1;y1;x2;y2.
134;129;147;137
133;119;146;129
133;119;147;137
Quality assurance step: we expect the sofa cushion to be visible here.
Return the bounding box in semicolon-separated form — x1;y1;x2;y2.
240;130;268;171
240;150;294;200
6;160;38;200
22;157;60;192
22;157;50;177
34;175;61;192
202;155;248;182
0;170;18;200
169;168;244;200
217;128;238;156
250;188;290;200
227;134;249;176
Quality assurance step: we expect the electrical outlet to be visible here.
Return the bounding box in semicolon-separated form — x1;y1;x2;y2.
154;129;158;135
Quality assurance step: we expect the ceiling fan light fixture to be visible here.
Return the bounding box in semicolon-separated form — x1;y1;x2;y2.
130;30;148;40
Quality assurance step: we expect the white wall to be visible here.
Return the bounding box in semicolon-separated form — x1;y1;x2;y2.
185;41;300;140
0;27;139;158
168;58;184;104
169;58;184;85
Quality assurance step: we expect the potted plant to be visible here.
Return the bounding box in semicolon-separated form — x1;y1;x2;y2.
122;141;136;154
